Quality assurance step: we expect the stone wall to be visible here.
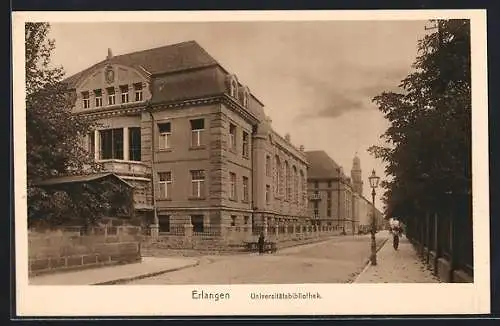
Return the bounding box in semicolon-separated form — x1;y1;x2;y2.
411;243;473;283
28;230;142;276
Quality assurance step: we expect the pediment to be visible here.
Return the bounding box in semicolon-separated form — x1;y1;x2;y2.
75;64;150;92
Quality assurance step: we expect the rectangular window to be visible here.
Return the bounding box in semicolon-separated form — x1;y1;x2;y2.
191;170;205;198
158;122;171;150
191;215;204;233
229;123;236;151
99;128;123;160
242;131;249;158
134;83;143;101
242;176;249;202
265;155;271;176
244;216;250;225
120;85;129;103
94;89;102;107
314;202;319;218
229;172;237;200
159;215;170;233
158;172;172;199
231;215;237;227
107;87;115;105
327;208;331;217
190;119;205;147
129;127;141;161
82;91;90;109
314;181;319;189
328;181;332;188
266;185;271;204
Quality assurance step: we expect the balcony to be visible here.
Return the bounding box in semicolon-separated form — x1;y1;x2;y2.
100;160;151;177
309;193;321;201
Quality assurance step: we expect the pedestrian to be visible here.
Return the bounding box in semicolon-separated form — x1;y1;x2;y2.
390;219;401;250
258;232;265;254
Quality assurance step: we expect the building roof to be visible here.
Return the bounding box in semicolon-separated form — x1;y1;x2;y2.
305;150;343;179
34;173;133;188
63;40;219;89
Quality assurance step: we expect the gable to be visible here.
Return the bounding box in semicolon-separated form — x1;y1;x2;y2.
64;40;218;90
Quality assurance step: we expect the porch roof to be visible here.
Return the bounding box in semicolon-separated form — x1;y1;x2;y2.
34;173;134;188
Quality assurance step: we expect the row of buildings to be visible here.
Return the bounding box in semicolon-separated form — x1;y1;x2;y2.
55;40;383;240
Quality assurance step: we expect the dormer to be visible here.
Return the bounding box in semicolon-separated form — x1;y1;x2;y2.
226;74;239;100
238;85;250;107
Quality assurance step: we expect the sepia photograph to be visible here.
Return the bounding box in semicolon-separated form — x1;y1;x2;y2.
13;10;489;316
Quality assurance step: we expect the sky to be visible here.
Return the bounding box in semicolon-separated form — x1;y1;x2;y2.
48;20;429;210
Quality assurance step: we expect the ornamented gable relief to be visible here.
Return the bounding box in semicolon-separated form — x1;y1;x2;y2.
73;63;152;113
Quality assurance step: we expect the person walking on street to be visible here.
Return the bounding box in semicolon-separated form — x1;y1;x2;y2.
390;220;402;250
258;232;265;254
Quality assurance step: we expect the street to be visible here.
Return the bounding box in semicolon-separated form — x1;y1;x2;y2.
127;234;388;284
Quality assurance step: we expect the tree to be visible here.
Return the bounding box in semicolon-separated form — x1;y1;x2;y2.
368;19;471;223
26;23;98;180
26;23;133;229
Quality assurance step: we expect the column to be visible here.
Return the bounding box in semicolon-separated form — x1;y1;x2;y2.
123;127;130;161
94;130;100;161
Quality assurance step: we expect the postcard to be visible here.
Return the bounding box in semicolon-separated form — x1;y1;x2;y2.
12;9;490;316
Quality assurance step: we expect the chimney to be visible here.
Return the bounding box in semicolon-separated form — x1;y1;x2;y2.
107;48;113;60
299;145;304;151
285;133;291;142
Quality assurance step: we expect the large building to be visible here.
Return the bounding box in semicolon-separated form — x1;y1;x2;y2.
305;151;383;234
64;41;310;240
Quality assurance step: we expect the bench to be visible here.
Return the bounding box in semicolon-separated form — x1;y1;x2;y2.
243;241;277;253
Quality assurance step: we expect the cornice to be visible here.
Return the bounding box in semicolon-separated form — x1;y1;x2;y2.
74;102;147;119
150;95;221;112
150;94;261;126
270;131;308;166
274;142;309;167
220;94;261;126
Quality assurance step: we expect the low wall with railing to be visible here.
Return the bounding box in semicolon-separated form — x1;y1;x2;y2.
143;224;345;251
29;227;142;276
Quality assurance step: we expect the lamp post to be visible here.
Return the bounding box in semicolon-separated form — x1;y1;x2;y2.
368;169;380;265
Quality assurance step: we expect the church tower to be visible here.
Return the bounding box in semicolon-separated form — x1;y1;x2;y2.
351;153;363;195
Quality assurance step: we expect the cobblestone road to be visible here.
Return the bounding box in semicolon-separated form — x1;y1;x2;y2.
128;234;387;284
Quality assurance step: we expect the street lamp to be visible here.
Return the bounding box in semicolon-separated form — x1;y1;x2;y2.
368;169;380;265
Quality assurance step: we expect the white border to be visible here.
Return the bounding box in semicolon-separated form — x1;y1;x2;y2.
12;10;490;316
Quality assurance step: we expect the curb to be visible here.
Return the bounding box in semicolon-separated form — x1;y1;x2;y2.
93;260;200;285
276;235;341;251
350;236;390;283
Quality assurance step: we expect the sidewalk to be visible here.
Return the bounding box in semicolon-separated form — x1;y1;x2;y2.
354;234;440;283
29;256;199;285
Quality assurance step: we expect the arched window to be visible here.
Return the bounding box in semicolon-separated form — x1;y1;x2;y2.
285;161;290;201
231;80;238;98
227;74;239;99
275;155;280;195
293;166;298;203
243;88;249;107
300;170;305;205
